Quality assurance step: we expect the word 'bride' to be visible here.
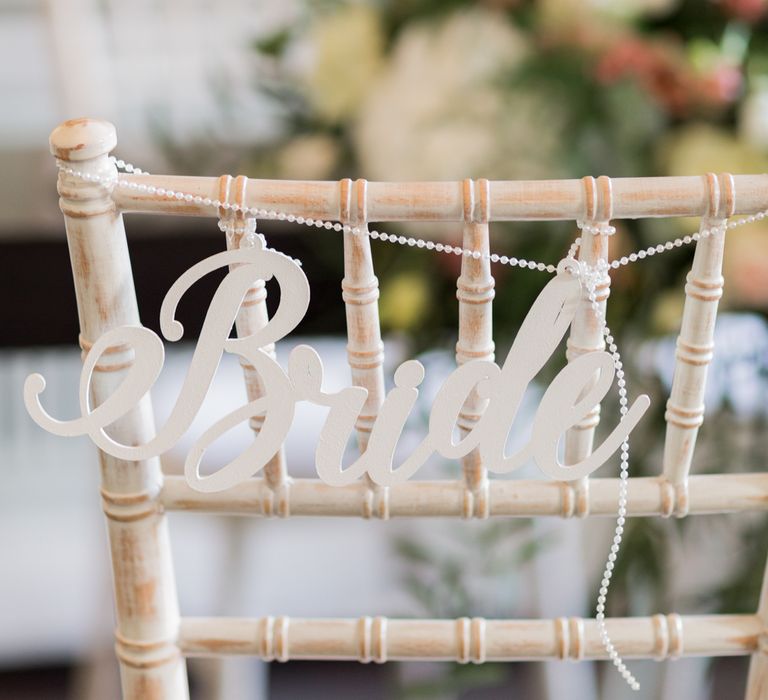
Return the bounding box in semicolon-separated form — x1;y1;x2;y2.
25;241;649;492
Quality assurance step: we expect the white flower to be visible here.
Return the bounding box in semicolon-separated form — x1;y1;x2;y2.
354;9;562;184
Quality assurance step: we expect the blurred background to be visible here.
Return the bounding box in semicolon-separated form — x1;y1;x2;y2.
2;0;768;698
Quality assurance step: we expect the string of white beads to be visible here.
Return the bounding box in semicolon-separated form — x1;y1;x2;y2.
577;220;616;236
608;223;728;270
217;217;305;267
582;257;639;692
218;217;260;248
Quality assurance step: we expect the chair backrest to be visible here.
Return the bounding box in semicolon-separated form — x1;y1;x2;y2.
47;118;768;700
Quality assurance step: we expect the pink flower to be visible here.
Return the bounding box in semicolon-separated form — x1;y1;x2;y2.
701;65;743;105
719;0;768;23
593;35;742;115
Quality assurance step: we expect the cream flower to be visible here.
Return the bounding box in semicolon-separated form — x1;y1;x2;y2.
660;123;768;175
354;9;561;184
306;4;385;123
277;134;339;180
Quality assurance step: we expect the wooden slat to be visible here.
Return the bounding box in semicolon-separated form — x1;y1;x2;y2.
561;176;613;516
456;179;494;518
220;175;289;516
161;473;768;518
662;173;731;517
339;178;388;518
747;554;768;698
179;613;759;662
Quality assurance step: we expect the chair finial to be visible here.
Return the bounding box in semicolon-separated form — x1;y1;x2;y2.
49;118;116;162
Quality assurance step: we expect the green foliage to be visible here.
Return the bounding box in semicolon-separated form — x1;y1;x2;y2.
393;517;550;619
252;28;293;58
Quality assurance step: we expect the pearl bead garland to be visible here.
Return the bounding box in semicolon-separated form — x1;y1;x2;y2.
218;217;305;266
583;258;638;690
577;220;616;236
58;155;764;692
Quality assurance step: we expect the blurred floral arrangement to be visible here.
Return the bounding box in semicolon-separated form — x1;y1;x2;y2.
160;0;768;694
160;0;768;339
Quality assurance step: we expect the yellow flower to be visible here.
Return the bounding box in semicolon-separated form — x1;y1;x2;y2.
380;271;431;331
658;124;768;230
307;5;384;123
660;123;768;176
658;124;768;309
651;289;686;334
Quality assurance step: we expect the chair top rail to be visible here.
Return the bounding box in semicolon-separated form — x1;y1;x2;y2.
111;172;768;222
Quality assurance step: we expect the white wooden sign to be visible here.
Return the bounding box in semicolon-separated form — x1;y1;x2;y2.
24;238;650;492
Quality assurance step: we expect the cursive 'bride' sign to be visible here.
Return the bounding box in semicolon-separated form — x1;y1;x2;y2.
24;241;650;492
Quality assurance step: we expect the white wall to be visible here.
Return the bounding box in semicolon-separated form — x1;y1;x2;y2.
0;0;294;233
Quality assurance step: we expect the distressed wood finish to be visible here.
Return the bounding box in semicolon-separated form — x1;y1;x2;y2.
160;473;768;518
220;174;289;515
50;119;188;700
747;554;768;699
113;173;768;221
48;119;768;698
661;173;731;518
456;179;494;518
179;613;759;662
339;178;388;518
561;176;613;517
